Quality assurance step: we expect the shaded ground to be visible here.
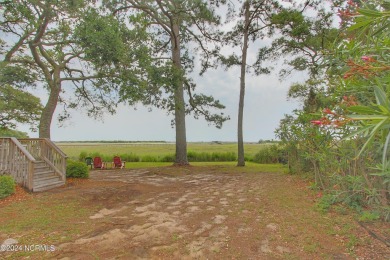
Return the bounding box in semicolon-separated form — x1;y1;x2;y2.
1;166;389;259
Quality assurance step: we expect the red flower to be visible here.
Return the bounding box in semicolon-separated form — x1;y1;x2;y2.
323;108;335;115
361;56;375;62
310;120;322;125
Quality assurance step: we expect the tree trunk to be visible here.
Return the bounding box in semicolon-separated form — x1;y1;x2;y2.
237;1;250;167
39;75;61;139
171;22;188;165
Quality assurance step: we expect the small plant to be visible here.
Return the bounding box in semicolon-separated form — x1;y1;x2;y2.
66;160;89;178
358;211;380;222
0;175;16;199
316;194;336;213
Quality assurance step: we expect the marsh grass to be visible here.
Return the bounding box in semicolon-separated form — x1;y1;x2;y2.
59;142;270;161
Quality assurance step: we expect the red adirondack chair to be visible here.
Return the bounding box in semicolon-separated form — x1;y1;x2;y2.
93;157;103;169
113;156;125;169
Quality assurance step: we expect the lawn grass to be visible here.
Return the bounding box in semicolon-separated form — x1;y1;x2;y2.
0;194;99;258
116;161;287;173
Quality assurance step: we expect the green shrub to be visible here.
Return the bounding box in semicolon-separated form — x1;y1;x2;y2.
79;151;88;162
120;153;140;162
316;194;336;213
66;160;89;178
359;211;380;222
0;175;16;199
161;154;174;162
252;144;286;164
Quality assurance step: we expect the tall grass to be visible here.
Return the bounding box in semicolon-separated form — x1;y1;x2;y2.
74;143;287;164
77;151;238;163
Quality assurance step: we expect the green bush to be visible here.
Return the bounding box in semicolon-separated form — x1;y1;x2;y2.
120;153;140;162
79;151;88;162
161;154;175;162
141;155;158;162
0;175;16;199
252;144;286;164
66;160;89;178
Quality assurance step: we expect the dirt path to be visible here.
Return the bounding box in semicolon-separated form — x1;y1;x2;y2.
2;166;389;259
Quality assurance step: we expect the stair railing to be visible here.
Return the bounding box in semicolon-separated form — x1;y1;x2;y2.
0;137;35;191
18;138;67;182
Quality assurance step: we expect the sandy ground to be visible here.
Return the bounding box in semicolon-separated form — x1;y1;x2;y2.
1;166;389;259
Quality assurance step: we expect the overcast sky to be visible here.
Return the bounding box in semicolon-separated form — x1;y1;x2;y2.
20;61;303;142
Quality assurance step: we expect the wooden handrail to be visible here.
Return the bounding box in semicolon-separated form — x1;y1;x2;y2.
18;138;68;157
17;138;68;182
43;139;68;158
0;137;36;191
10;137;36;162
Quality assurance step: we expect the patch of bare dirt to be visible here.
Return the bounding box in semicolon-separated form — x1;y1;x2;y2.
2;167;390;259
0;185;32;207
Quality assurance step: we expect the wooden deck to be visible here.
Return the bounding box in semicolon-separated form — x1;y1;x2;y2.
0;138;67;192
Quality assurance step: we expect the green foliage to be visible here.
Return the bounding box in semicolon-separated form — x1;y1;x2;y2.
0;128;28;138
66;160;89;179
0;175;16;199
316;194;336;213
359;211;381;222
78;151;88;162
267;3;340;79
252;145;285;164
1;1;148;137
0;83;42;130
120;153;140;162
276;1;390;219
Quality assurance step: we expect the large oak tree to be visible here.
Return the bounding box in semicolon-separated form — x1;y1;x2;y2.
0;0;146;139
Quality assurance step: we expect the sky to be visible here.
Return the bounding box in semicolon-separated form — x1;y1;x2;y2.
20;61;303;142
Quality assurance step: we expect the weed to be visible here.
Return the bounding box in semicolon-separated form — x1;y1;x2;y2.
346;234;358;252
303;242;319;253
172;233;180;242
316;194;336;213
358;211;380;222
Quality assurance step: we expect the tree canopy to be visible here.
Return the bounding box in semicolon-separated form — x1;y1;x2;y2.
0;0;148;138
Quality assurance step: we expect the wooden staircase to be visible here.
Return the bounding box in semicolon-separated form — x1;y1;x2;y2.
33;161;65;192
0;138;67;192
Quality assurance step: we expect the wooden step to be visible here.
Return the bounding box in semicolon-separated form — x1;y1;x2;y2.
33;180;65;192
34;170;54;176
33;163;65;192
34;173;59;183
34;166;51;172
34;161;47;168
